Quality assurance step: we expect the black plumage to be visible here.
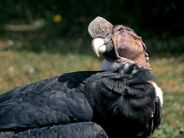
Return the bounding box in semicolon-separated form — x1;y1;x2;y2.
0;122;107;138
0;63;161;138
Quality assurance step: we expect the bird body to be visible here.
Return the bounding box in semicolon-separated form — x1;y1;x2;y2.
88;16;163;137
0;63;160;138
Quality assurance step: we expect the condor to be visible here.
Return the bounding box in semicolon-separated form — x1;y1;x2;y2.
0;17;162;138
0;62;160;138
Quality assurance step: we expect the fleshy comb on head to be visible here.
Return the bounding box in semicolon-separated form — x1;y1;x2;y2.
88;16;113;39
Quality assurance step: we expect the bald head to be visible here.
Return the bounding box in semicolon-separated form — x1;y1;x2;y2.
88;17;151;70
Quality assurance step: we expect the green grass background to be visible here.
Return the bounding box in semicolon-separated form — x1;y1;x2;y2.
0;31;183;138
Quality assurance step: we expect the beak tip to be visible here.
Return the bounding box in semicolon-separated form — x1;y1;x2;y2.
92;38;105;57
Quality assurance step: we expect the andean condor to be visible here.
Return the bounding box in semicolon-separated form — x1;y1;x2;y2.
0;62;159;138
88;16;163;106
88;16;163;137
0;17;162;138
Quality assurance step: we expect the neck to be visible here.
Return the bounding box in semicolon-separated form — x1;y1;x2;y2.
133;53;152;70
101;53;152;71
101;60;113;70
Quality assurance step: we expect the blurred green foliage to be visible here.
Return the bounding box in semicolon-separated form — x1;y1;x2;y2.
0;0;183;37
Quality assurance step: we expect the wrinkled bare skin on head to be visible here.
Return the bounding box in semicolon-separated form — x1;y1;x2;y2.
88;16;151;70
112;25;144;59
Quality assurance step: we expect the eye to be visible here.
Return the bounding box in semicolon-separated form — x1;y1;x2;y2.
106;32;110;37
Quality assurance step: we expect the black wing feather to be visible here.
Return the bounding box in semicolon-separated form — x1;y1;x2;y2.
0;122;108;138
0;71;98;131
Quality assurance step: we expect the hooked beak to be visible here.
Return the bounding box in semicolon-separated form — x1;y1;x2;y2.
92;38;107;57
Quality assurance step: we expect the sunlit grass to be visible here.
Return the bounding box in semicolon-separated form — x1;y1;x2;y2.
0;35;101;92
0;34;183;137
151;58;184;94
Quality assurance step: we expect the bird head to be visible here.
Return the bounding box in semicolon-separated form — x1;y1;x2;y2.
88;17;151;70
